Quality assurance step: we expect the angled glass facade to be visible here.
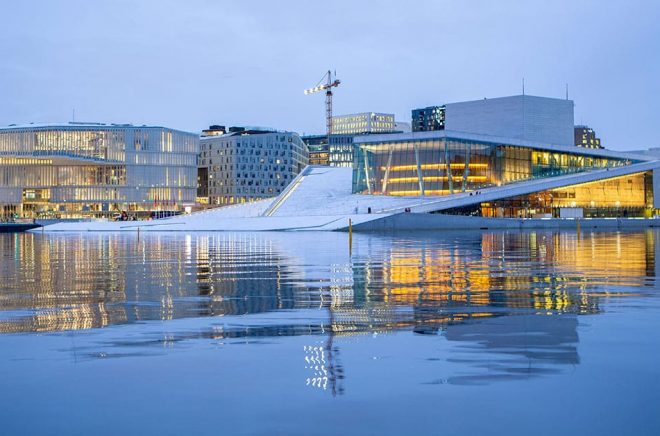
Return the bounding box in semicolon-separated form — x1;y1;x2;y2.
441;172;655;218
353;135;637;196
0;123;198;219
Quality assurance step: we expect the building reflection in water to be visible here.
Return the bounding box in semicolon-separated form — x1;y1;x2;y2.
0;229;657;388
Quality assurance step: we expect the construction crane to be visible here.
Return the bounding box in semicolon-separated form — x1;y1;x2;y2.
304;70;340;139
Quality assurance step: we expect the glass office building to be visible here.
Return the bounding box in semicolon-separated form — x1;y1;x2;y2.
302;134;329;166
328;134;355;167
411;106;446;132
574;125;604;149
199;128;308;205
0;123;198;219
331;113;396;135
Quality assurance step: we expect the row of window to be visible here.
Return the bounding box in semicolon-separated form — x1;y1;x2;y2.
208;178;289;187
209;186;282;195
0;128;198;156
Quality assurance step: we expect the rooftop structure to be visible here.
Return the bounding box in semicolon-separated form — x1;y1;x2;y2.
412;95;575;146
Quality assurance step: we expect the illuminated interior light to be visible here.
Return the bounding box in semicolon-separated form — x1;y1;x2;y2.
379;163;489;171
385;176;488;183
388;190;454;196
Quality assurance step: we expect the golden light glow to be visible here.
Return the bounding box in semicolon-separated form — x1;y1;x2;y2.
380;163;489;171
386;176;488;183
388;190;453;196
550;172;649;208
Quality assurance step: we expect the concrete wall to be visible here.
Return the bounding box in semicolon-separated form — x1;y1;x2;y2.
445;95;574;146
350;213;660;232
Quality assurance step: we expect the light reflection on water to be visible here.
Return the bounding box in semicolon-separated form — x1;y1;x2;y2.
1;230;658;381
0;230;655;333
2;230;660;434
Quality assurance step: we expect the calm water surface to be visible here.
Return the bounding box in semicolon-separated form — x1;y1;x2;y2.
1;230;660;435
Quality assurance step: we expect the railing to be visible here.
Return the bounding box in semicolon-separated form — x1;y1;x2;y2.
262;166;312;217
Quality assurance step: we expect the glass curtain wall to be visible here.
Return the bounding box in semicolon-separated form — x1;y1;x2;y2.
443;172;655;218
353;137;634;196
0;126;198;218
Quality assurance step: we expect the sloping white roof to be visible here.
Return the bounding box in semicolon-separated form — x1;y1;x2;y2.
354;129;653;162
36;162;660;233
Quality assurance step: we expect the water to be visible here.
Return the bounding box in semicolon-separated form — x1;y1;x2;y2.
1;230;660;435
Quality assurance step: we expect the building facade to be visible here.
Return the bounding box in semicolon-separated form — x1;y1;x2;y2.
0;123;198;219
412;95;575;147
412;106;446;132
198;127;308;205
328;134;356;167
443;95;575;146
331;113;396;135
302;135;329;166
353;130;657;218
574;125;603;149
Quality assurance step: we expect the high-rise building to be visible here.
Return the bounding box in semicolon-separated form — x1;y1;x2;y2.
412;106;446;132
331;113;396;135
198;127;308;206
0;122;198;219
574;125;603;149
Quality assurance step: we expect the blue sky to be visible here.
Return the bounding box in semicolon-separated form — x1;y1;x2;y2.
1;0;658;150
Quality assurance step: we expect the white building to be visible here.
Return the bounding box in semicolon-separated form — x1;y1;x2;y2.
444;95;575;146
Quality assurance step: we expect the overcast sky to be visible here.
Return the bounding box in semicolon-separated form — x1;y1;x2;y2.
1;0;658;150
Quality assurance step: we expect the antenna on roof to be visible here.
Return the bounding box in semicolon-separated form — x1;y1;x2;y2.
522;78;525;95
565;83;569;100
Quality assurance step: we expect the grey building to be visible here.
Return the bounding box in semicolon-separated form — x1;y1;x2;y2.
199;126;308;206
0;122;198;219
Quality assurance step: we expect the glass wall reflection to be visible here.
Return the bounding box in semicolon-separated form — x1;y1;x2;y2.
2;230;657;387
0;230;656;335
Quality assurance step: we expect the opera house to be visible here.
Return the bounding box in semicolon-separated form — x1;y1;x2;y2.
35;95;660;232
